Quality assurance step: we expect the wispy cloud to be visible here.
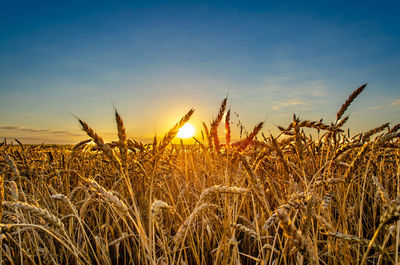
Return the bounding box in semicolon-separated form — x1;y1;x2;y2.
370;105;385;110
0;137;76;145
0;125;82;137
0;126;19;130
390;98;400;106
260;78;328;98
307;80;327;97
272;99;308;110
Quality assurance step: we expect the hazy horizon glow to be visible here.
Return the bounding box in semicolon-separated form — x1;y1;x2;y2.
1;1;399;144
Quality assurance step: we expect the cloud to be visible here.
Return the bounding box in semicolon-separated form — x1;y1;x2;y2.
261;78;327;97
307;80;327;97
370;105;385;110
0;126;19;130
272;99;308;110
20;128;50;133
390;99;400;106
0;125;82;137
0;137;76;145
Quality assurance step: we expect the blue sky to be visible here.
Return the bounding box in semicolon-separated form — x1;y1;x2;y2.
1;1;399;143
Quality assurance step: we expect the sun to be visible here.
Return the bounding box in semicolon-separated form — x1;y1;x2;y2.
177;123;195;139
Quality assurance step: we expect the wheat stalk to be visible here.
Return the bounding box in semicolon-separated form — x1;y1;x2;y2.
233;122;264;151
225;109;231;148
2;201;65;233
0;173;4;221
362;122;389;142
84;177;129;212
173;203;214;252
277;209;318;265
336;83;366;122
115;110;128;171
210;97;227;152
157;108;194;155
78;119;123;172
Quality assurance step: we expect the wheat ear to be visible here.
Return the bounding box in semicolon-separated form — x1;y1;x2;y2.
2;201;65;233
225;109;231;148
78;119;123;173
336;83;366;122
115;110;128;170
361;203;400;264
277;209;318;265
210;97;227;152
157;109;194;155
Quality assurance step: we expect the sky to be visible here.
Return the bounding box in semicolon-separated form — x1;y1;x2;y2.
0;0;399;144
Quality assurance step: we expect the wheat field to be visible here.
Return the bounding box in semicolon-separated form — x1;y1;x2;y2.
1;84;400;264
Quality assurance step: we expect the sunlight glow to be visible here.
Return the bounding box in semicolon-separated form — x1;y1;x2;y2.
177;123;195;139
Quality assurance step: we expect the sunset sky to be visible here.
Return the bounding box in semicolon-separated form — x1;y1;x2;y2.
1;1;400;144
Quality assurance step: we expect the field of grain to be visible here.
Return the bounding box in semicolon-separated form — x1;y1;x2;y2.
1;84;400;265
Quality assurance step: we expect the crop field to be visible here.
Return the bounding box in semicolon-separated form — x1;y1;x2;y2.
1;84;400;265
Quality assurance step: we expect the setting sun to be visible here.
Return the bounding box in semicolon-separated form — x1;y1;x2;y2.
177;123;195;139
